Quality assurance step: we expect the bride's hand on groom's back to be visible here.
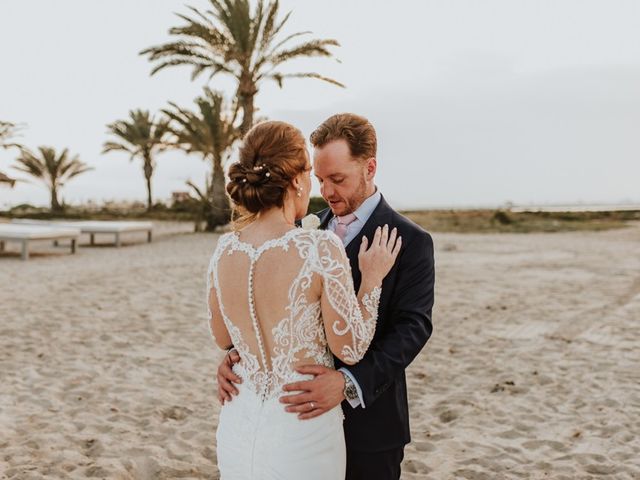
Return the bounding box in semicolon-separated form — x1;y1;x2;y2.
358;225;401;286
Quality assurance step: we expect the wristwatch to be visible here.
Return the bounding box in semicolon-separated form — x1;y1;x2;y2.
341;371;359;402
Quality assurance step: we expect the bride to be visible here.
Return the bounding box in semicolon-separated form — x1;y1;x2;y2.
206;120;401;479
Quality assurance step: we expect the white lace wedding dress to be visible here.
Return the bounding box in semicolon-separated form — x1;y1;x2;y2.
206;228;381;480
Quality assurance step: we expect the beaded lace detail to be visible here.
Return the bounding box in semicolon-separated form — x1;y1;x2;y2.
207;228;381;400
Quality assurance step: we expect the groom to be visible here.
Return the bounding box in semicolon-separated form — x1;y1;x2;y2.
217;113;435;480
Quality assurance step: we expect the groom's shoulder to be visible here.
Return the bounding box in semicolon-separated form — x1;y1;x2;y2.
391;210;434;262
387;206;432;244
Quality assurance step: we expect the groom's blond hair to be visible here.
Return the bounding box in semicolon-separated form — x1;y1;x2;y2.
310;113;377;161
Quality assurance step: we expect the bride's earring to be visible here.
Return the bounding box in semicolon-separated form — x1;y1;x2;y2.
297;187;303;198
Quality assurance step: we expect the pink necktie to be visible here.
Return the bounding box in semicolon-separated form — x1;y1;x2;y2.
335;213;357;243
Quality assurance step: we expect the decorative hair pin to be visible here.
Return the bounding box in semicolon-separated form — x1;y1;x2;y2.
240;163;271;184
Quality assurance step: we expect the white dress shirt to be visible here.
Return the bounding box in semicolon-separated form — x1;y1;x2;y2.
327;188;382;408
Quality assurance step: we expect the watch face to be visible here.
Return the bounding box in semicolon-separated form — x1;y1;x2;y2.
345;384;358;401
341;372;358;401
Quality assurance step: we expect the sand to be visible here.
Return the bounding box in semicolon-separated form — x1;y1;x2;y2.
1;220;639;479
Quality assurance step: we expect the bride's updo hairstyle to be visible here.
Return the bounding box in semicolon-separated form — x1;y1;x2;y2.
227;121;308;220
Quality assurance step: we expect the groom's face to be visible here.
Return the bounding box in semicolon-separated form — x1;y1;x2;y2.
313;139;371;217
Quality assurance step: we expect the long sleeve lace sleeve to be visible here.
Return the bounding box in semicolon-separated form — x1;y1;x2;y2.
315;232;381;365
207;250;232;350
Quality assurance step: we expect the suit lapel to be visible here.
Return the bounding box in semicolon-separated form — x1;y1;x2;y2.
317;208;333;230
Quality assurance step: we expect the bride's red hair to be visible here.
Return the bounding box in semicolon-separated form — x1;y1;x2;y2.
227;121;308;224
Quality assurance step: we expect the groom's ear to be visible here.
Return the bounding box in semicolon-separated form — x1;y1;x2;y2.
365;157;377;180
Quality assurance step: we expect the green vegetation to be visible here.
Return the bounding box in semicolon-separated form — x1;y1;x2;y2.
0;196;329;225
4;195;637;235
0;202;197;223
307;196;328;214
402;209;640;233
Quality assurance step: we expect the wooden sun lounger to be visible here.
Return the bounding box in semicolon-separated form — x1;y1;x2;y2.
0;224;80;260
11;220;153;247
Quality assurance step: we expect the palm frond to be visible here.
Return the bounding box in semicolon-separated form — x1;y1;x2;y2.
265;71;345;88
268;38;340;66
0;121;25;150
163;88;239;161
14;146;92;188
103;109;172;165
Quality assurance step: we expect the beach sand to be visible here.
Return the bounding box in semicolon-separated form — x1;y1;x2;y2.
1;221;639;479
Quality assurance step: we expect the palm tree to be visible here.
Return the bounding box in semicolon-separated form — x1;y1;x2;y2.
163;87;239;230
185;176;213;231
141;0;343;135
103;110;171;210
0;121;23;186
0;171;16;187
14;147;92;212
0;121;23;150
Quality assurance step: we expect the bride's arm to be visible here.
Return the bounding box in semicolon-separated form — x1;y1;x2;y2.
320;269;381;365
318;227;399;365
208;274;233;350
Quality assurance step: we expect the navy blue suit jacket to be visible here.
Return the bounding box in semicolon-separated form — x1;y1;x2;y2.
317;195;435;452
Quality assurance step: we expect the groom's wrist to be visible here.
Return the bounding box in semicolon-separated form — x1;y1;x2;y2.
339;371;358;402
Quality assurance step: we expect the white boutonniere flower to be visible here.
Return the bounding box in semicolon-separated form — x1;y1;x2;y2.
301;214;321;230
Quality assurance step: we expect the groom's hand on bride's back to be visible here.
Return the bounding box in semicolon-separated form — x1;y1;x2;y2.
280;365;345;420
217;349;242;404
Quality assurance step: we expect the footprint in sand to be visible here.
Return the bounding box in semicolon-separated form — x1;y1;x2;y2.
521;439;569;452
438;409;459;423
453;468;493;480
583;463;619;475
403;458;432;474
159;405;193;421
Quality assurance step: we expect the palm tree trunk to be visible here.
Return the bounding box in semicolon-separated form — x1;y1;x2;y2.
205;154;231;231
238;82;256;136
143;155;154;211
239;95;254;136
50;185;62;212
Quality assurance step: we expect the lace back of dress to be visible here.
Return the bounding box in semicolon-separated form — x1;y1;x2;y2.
209;230;333;400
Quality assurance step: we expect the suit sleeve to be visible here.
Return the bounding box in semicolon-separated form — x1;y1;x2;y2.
346;230;435;406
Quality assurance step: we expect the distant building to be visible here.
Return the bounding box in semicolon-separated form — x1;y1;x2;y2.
172;191;192;203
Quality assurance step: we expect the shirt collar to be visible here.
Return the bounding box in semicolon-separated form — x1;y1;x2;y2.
328;187;382;228
350;187;381;223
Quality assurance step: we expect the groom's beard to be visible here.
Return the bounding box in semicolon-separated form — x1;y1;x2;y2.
328;176;368;216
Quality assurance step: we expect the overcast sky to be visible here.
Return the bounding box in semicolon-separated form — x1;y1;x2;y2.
1;0;639;209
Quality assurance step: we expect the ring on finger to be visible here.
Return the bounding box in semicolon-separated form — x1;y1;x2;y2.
309;402;315;409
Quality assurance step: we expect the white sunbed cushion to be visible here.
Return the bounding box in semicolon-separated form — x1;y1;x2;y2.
11;219;153;233
0;224;81;240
